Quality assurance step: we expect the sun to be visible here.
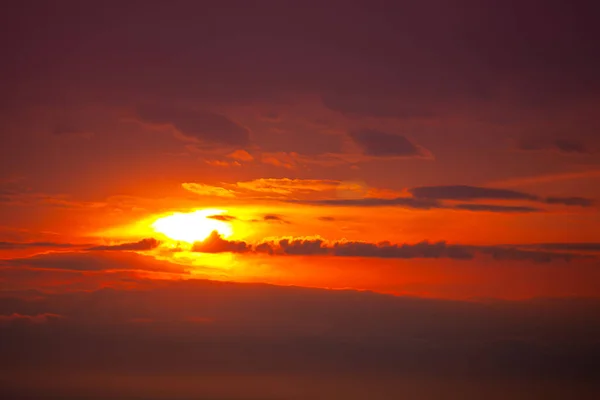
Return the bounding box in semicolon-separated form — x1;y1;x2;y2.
151;209;233;243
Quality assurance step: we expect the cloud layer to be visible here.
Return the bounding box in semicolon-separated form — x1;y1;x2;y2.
189;232;589;263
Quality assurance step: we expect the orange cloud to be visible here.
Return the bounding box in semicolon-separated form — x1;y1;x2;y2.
227;149;254;161
181;183;236;198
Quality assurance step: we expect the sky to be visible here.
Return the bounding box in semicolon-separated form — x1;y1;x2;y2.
1;1;600;399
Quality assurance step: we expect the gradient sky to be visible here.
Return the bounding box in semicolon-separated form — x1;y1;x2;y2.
1;1;600;399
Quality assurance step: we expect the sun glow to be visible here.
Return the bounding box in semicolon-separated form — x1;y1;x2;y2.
152;209;233;243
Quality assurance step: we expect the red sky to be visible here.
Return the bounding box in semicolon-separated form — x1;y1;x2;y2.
1;1;600;399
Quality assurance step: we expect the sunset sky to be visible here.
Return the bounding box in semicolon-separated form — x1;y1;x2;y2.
1;1;600;399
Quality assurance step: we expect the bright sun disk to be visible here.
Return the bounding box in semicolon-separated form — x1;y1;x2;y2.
151;209;233;243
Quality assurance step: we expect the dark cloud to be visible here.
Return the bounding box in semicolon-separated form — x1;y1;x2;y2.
0;241;81;250
2;251;187;273
191;231;250;253
207;214;238;222
331;240;474;260
191;232;587;263
262;214;290;224
349;129;429;158
256;237;330;256
516;138;592;154
293;197;442;209
317;216;336;221
521;243;600;252
0;313;63;325
544;196;594;207
553;139;590;154
478;246;578;263
410;185;538;201
452;204;542;213
410;185;594;209
86;238;161;251
293;197;542;213
137;104;251;146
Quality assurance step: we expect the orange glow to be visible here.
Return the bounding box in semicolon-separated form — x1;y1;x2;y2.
152;209;233;243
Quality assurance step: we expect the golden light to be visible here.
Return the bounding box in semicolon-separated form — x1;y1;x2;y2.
151;209;233;243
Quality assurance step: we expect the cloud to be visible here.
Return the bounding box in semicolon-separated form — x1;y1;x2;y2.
545;196;594;207
181;183;236;198
0;313;63;325
0;241;81;250
191;231;250;253
349;129;430;158
86;238;161;251
477;246;578;263
410;185;594;208
520;243;600;252
235;178;345;195
204;160;241;167
515;138;592;154
410;185;538;201
207;214;238;222
293;197;540;212
488;170;600;188
452;204;542;213
261;152;296;169
331;240;474;260
136;104;250;146
293;197;441;209
180;178;371;201
191;232;587;263
227;149;254;161
2;251;188;273
261;214;289;224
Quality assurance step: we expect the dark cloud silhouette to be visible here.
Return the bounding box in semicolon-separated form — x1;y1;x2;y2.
516;138;591;154
409;185;594;209
191;232;587;263
207;214;238;222
256;237;330;256
86;238;160;251
137;104;250;146
293;197;442;209
191;231;250;253
410;185;538;201
293;197;542;213
453;204;542;213
478;246;578;263
262;214;289;223
0;313;63;325
545;196;594;207
349;129;429;158
522;243;600;252
2;251;187;273
331;240;474;260
553;139;590;154
0;241;81;250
